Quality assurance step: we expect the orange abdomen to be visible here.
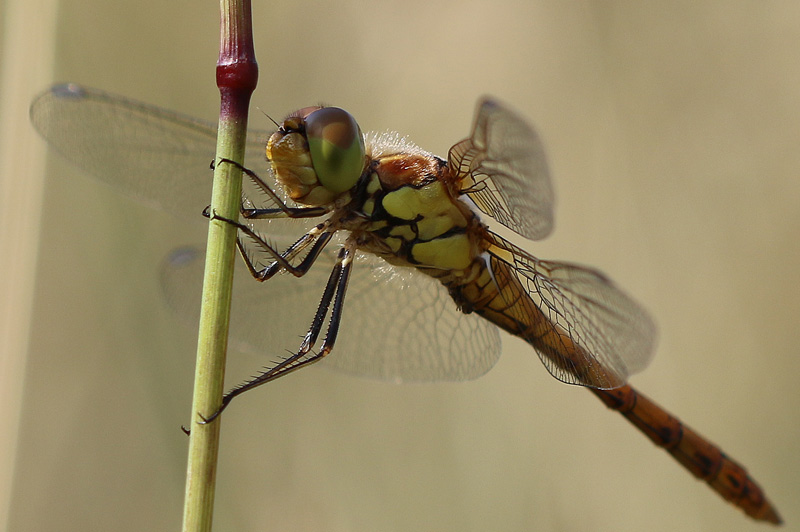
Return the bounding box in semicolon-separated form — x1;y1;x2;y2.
452;258;781;524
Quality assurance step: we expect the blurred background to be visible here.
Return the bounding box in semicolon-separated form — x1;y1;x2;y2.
2;1;799;531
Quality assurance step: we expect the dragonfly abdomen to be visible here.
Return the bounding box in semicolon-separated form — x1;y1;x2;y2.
449;255;620;388
452;255;782;523
593;384;782;524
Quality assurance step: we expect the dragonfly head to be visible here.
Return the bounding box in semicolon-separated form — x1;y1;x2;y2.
267;106;367;206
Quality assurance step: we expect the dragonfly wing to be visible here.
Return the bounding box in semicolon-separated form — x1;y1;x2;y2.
161;238;502;383
29;84;294;229
330;251;502;382
448;98;554;241
487;233;657;388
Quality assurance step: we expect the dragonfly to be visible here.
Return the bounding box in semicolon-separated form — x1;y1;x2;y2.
30;84;781;524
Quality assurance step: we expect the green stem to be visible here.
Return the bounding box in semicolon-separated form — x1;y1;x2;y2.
181;1;258;531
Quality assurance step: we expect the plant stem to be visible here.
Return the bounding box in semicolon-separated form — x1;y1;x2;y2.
181;1;258;531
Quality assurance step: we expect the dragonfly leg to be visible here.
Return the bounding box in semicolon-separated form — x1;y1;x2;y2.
200;241;355;423
210;210;334;278
217;157;329;219
233;229;325;281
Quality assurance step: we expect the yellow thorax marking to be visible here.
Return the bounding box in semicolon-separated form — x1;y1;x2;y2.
381;181;468;241
412;234;472;271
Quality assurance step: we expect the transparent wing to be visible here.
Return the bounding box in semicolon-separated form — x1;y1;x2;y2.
330;252;502;382
29;83;296;229
32;84;501;382
161;238;502;383
486;233;656;389
448;98;554;241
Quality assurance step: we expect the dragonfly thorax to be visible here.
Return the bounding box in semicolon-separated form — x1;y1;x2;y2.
346;152;488;277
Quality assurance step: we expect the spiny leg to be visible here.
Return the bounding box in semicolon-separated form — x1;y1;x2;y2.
237;220;336;281
217;157;328;219
200;241;356;423
209;210;333;278
205;158;334;276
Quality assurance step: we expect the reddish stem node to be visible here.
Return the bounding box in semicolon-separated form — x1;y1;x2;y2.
217;0;258;113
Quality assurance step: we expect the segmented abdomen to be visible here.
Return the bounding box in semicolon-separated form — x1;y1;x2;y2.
444;257;782;524
593;385;782;524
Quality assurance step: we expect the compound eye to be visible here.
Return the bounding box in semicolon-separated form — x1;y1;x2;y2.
304;107;366;193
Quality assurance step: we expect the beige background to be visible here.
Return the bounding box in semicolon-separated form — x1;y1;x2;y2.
2;1;799;531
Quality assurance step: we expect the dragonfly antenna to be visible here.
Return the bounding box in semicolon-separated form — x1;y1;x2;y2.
255;106;280;129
